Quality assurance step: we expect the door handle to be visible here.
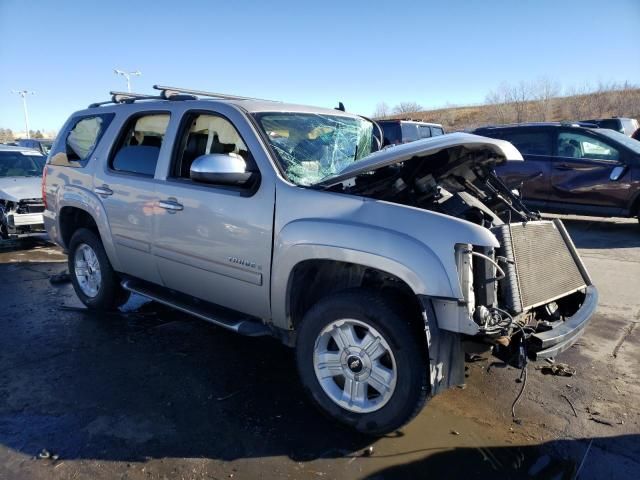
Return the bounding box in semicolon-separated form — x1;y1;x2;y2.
158;199;184;212
94;185;113;196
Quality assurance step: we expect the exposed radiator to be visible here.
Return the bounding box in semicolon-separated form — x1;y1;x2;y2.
492;219;590;313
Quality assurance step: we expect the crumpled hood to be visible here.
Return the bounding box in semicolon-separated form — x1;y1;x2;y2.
317;132;523;188
0;177;43;202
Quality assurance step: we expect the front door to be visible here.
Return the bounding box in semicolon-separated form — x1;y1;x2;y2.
152;110;274;319
549;130;632;210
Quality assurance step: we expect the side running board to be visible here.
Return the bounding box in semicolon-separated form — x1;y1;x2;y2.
121;279;271;337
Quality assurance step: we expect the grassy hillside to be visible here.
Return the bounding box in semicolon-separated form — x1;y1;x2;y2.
378;88;640;132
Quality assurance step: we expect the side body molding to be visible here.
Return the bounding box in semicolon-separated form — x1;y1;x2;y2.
270;219;453;329
55;185;122;272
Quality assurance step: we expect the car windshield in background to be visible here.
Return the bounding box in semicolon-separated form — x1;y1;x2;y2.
254;112;374;186
596;129;640;155
40;142;53;154
0;151;45;177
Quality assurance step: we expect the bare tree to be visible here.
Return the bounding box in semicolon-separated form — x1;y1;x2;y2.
0;128;15;143
485;82;513;124
372;102;390;119
506;81;531;123
532;77;560;121
393;102;423;115
563;84;592;119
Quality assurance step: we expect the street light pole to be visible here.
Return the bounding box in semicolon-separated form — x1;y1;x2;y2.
113;69;142;93
11;90;35;139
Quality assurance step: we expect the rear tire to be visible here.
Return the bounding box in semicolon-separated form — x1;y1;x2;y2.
295;289;429;435
68;228;130;310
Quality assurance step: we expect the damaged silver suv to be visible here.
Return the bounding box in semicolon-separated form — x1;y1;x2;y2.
43;86;597;435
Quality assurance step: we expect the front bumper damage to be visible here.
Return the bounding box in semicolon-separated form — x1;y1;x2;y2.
1;199;45;237
419;219;598;393
8;212;44;228
529;285;598;359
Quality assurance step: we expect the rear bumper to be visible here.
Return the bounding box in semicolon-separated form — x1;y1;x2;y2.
529;285;598;360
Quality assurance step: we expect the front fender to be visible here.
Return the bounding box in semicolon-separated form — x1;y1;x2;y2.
270;219;453;328
54;185;122;271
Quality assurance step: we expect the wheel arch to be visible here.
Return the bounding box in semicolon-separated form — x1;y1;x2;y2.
270;220;456;331
56;187;122;271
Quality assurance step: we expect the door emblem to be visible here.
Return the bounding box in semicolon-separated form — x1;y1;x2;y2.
228;256;257;269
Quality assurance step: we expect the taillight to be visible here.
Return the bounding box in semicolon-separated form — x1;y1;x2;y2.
41;167;47;209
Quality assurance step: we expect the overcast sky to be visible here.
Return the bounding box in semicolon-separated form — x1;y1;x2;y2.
1;0;639;132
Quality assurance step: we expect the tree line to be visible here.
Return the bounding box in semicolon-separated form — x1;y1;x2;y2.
0;128;48;143
372;80;640;131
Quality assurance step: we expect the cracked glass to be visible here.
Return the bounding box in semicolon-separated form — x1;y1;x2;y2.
254;113;374;186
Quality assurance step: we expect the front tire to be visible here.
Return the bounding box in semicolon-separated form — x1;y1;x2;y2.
68;228;129;310
295;289;429;435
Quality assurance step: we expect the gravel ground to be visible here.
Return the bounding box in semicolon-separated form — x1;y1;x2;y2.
0;216;638;479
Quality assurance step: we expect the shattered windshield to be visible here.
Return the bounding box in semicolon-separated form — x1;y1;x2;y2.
254;112;374;185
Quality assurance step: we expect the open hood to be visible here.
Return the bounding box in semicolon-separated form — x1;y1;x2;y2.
317;132;523;188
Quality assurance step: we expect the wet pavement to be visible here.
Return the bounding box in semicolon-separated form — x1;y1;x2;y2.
0;218;639;479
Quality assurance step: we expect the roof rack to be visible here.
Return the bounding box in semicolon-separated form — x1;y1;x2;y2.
88;90;197;108
153;84;277;102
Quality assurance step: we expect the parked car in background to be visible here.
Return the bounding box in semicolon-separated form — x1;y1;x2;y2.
632;128;640;141
0;145;47;239
376;120;444;146
474;123;640;222
581;117;639;136
16;138;54;155
42;86;597;434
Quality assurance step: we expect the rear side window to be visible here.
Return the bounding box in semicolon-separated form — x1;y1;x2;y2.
49;113;114;167
418;125;432;139
499;131;552;156
401;123;418;143
431;126;444;136
110;113;170;176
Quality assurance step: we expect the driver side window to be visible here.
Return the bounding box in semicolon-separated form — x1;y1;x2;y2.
173;113;253;180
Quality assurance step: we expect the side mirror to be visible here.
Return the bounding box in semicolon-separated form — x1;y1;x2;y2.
190;154;254;186
609;165;627;181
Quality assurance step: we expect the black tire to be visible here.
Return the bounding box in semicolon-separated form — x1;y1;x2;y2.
295;289;429;435
68;228;130;310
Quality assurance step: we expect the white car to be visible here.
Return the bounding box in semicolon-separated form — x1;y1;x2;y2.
0;145;46;239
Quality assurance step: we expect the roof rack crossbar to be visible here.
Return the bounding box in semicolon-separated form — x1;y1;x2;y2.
109;91;165;103
153;84;276;102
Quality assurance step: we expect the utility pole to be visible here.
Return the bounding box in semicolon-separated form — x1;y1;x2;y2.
12;90;35;139
113;69;142;93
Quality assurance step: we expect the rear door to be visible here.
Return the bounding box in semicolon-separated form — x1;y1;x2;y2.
151;106;275;318
549;129;632;209
94;112;169;284
491;129;554;204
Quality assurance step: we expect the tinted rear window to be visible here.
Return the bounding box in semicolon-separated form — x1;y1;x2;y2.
596;119;621;131
491;130;553;156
